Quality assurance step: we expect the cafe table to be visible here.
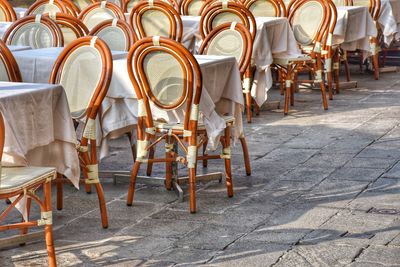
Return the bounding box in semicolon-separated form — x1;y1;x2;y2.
379;0;400;45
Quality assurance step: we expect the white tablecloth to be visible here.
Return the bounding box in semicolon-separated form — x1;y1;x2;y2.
12;48;244;158
181;16;300;107
7;45;31;52
334;6;378;53
0;82;80;188
379;0;400;44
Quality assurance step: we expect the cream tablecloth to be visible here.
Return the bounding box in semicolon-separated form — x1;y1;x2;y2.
0;82;80;188
12;48;244;158
181;16;300;107
379;0;400;44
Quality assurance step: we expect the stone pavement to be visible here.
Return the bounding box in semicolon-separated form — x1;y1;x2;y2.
1;69;400;266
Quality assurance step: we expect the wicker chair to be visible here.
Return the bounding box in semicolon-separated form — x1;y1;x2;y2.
180;0;207;15
128;0;183;42
78;1;125;30
89;18;135;51
25;0;80;17
244;0;286;17
0;40;22;82
49;36;113;229
44;13;89;45
126;36;237;213
0;112;57;267
274;0;329;115
199;0;243;14
3;15;64;49
0;0;17;22
73;0;93;10
198;22;252;175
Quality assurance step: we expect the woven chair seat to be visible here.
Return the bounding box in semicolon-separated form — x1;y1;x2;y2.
273;54;312;66
0;166;56;194
154;115;235;131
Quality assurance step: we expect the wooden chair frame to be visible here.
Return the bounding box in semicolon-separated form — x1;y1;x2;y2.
49;36;113;229
199;1;257;40
244;0;282;17
25;0;70;16
0;0;17;22
198;22;251;175
198;0;242;14
128;0;183;42
0;113;57;267
89;18;136;51
44;12;89;44
180;0;207;15
3;15;64;48
78;1;125;29
123;0;180;12
0;40;22;82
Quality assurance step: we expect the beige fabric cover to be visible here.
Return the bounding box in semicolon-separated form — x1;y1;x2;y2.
0;60;10;81
143;51;186;108
141;10;171;37
60;26;79;45
211;12;243;29
249;0;277;17
59;46;102;118
73;0;92;10
188;0;205;15
83;7;118;30
96;26;128;51
0;9;6;21
126;0;141;12
292;1;324;45
206;29;244;63
10;22;55;48
31;4;61;14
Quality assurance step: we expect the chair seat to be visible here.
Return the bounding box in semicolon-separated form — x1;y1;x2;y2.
273;55;312;66
154;116;235;132
0;166;56;194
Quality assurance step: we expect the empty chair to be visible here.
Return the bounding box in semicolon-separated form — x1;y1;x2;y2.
198;0;242;14
89;18;135;51
49;36;112;229
25;0;79;17
78;1;125;30
180;0;207;15
124;0;180;12
0;112;57;267
44;12;89;45
3;15;64;49
244;0;286;17
0;0;17;22
129;0;183;42
0;40;22;82
199;1;257;40
73;0;93;10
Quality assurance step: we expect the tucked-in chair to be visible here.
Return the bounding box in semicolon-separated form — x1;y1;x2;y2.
89;18;135;51
180;0;207;15
124;0;180;12
244;0;286;17
49;36;112;229
3;14;64;48
0;40;22;82
199;0;243;14
44;12;89;45
126;36;235;213
78;1;125;30
128;0;183;42
199;22;251;176
0;0;17;22
0;112;57;267
25;0;80;17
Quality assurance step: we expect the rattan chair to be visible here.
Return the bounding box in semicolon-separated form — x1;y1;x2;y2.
244;0;285;17
44;13;89;45
3;14;64;48
0;112;57;267
89;18;135;51
126;36;236;213
0;40;22;82
128;0;183;42
274;0;329;115
180;0;207;15
78;1;125;30
124;0;180;12
0;0;17;22
199;1;257;40
49;36;112;228
73;0;93;10
198;0;242;14
198;22;251;175
25;0;79;17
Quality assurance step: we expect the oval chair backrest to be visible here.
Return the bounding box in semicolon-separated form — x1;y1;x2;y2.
73;0;93;10
199;22;252;74
244;0;281;17
200;1;256;40
78;1;125;30
288;0;329;46
3;15;64;48
0;0;17;22
45;12;89;45
127;36;202;132
124;0;180;12
25;0;69;16
89;18;135;51
0;40;22;82
129;0;183;42
180;0;207;15
49;36;112;120
199;0;241;14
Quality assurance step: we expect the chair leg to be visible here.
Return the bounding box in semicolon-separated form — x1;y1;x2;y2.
371;39;380;80
334;53;340;94
316;59;328;110
343;52;351;82
284;67;292;115
165;138;172;191
146;146;155;176
255;101;260;116
56;174;63;211
93;181;108;229
20;197;32;245
279;70;284;95
239;134;251;176
326;57;333;100
43;180;57;267
127;161;141;206
223;126;233;198
188;167;197;213
202;140;208;167
245;91;252;123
